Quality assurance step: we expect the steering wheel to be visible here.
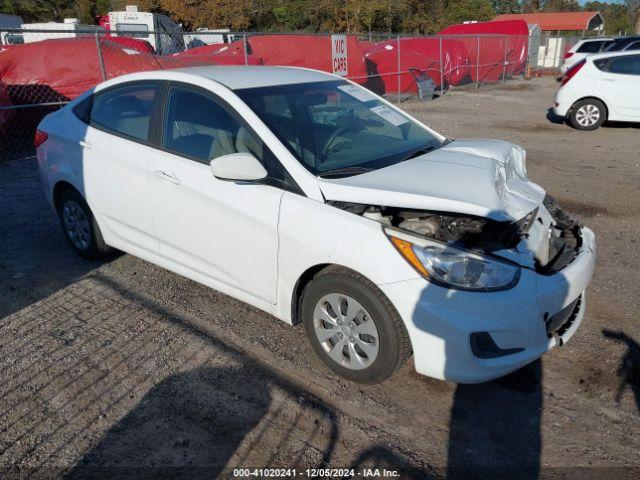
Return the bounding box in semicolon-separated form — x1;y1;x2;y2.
320;124;357;162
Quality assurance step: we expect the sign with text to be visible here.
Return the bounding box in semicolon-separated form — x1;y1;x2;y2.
331;35;348;76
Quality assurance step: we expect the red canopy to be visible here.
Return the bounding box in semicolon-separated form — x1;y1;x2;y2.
106;36;155;54
0;77;13;135
172;35;369;83
438;20;529;82
0;37;162;101
0;37;249;103
162;41;263;67
362;37;471;94
249;35;368;81
493;12;603;31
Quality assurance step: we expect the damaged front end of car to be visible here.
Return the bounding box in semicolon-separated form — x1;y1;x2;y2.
328;193;583;279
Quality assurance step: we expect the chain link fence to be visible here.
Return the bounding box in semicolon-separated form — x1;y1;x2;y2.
0;28;585;160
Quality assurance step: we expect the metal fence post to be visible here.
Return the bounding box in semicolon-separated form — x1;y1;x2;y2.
476;35;480;90
541;34;548;77
396;35;401;103
439;36;444;96
502;35;508;82
524;35;529;79
243;33;248;65
556;30;561;74
95;31;107;81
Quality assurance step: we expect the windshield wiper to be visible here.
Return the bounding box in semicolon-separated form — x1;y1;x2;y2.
317;166;373;178
403;145;436;161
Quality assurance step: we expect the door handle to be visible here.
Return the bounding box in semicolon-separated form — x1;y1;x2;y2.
154;170;181;185
79;140;92;149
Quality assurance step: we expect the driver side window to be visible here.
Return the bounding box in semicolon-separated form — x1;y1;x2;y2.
163;87;245;163
162;85;299;192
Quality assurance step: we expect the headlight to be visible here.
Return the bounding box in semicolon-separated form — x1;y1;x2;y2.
386;230;520;291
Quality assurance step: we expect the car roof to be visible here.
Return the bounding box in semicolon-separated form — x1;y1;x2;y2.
578;37;612;42
588;49;640;61
168;66;338;90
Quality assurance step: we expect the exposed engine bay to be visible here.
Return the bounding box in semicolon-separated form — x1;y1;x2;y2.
328;194;582;274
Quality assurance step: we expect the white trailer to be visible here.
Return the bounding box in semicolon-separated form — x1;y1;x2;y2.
108;7;185;54
184;28;235;49
21;18;79;44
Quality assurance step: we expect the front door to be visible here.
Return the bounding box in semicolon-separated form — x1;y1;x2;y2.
147;84;285;303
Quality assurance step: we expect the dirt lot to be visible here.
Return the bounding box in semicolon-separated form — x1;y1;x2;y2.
1;77;639;479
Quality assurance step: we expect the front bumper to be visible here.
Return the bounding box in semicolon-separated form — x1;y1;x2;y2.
379;227;596;383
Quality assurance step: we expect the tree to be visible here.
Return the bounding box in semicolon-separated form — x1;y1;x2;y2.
27;0;76;21
584;1;634;35
627;0;640;32
541;0;580;12
492;0;521;14
0;0;16;14
76;0;111;24
446;0;496;25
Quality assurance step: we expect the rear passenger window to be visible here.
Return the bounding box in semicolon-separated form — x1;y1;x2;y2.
577;41;603;53
593;58;609;71
608;56;640;75
90;83;157;141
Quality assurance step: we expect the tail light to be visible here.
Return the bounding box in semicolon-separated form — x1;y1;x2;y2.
564;51;574;59
34;129;48;148
561;59;586;86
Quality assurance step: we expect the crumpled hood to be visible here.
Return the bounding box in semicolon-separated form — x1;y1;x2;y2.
317;139;546;222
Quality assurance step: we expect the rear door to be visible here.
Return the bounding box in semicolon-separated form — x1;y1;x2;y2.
597;55;640;120
82;81;160;255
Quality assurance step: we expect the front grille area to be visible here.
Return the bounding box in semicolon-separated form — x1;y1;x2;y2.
546;295;582;341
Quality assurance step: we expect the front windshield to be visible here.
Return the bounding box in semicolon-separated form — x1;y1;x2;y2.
236;80;443;177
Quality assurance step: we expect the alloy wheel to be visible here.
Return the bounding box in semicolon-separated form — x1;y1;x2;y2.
575;104;600;127
62;200;91;251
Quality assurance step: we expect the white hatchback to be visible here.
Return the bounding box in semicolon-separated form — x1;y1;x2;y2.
560;37;613;74
37;67;596;384
555;51;640;130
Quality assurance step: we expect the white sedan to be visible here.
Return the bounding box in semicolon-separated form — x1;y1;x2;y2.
37;67;596;384
554;51;640;130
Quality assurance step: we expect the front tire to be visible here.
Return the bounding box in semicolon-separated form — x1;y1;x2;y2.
300;267;412;384
569;99;606;131
57;189;112;260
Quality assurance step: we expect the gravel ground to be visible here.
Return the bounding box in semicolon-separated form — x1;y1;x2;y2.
1;77;639;479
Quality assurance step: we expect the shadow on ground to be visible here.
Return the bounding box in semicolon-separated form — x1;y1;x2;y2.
603;329;640;412
447;361;543;480
0;158;107;319
57;273;433;479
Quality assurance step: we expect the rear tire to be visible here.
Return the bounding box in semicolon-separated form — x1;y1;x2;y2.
569;99;606;131
57;189;112;260
300;266;412;384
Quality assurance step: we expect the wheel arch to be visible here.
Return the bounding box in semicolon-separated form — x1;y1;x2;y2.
290;263;384;326
290;263;333;325
52;180;83;212
569;96;609;120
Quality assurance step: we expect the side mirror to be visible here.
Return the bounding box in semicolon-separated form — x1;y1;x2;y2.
210;152;267;182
